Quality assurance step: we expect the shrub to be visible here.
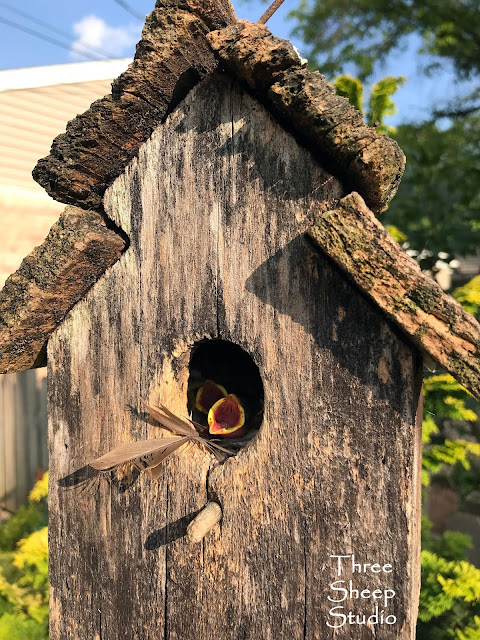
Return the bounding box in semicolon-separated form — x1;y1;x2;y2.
0;473;48;640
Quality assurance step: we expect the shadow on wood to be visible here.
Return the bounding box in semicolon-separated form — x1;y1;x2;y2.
144;509;203;549
245;234;419;415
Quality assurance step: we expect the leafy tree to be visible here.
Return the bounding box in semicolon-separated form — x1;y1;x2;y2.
419;370;480;639
330;73;480;264
334;74;405;134
422;373;480;489
384;116;480;266
288;0;480;262
330;76;480;268
453;275;480;317
418;550;480;639
290;0;480;93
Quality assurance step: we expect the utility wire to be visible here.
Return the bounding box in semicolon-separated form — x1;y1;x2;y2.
113;0;145;22
0;2;116;60
0;15;107;62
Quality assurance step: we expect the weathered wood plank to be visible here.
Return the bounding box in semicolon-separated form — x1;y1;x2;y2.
207;21;405;213
0;207;125;374
0;370;48;510
0;377;5;512
14;372;28;503
49;76;421;639
308;192;480;400
2;375;16;511
202;85;422;640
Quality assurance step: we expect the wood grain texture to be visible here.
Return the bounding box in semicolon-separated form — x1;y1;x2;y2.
308;192;480;400
32;0;236;210
207;21;405;213
0;207;125;374
48;76;422;639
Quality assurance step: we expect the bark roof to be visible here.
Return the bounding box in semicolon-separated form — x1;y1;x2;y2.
1;1;479;400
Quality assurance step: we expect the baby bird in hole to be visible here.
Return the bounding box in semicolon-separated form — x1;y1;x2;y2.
195;380;246;438
190;376;262;440
87;373;263;482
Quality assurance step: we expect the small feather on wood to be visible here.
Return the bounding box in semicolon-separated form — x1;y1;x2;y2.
141;400;199;436
88;401;234;477
89;437;183;470
142;400;233;455
148;440;194;480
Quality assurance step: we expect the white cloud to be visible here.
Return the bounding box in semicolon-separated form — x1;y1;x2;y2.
71;15;141;60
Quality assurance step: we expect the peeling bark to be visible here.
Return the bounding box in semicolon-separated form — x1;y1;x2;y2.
32;0;236;210
207;21;405;213
309;192;480;399
0;207;125;373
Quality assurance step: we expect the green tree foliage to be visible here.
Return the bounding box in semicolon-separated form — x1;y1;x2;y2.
290;0;480;84
419;325;480;638
418;551;480;639
0;474;48;640
453;275;480;317
290;0;480;261
332;72;480;262
384;116;480;264
422;374;480;487
333;74;405;134
333;75;363;112
420;408;480;638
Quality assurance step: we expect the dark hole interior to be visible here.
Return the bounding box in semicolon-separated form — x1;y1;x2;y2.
187;339;264;453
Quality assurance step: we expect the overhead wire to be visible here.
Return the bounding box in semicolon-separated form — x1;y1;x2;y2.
0;2;118;61
0;15;108;62
112;0;145;22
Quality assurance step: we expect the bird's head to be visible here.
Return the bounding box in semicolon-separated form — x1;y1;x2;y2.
195;380;227;414
208;394;246;438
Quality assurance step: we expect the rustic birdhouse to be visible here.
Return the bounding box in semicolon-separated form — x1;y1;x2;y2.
1;1;479;638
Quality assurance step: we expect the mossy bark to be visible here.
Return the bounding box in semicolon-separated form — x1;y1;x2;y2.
0;207;125;373
32;0;236;211
207;21;405;213
309;192;480;399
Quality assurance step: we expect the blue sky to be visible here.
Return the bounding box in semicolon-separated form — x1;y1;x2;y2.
0;0;475;126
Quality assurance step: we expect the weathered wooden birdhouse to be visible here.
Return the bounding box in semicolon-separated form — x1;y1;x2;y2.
1;1;480;638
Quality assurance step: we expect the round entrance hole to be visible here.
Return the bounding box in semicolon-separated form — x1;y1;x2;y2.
187;339;264;452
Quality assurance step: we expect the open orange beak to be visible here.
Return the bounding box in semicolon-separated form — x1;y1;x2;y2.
208;394;246;438
195;380;228;414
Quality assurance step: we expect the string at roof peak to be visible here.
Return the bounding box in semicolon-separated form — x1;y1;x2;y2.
257;0;286;25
